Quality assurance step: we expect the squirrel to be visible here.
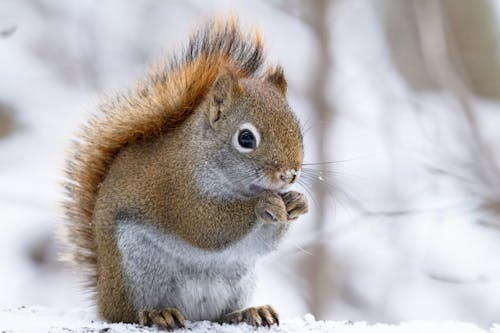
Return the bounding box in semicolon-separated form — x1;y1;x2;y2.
63;18;308;330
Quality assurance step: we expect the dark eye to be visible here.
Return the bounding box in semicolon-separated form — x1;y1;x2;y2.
238;129;256;149
233;122;260;153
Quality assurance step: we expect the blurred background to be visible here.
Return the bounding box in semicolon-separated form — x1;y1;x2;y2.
1;0;500;328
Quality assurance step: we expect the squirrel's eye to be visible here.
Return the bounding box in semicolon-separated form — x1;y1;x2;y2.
238;129;256;149
233;122;261;153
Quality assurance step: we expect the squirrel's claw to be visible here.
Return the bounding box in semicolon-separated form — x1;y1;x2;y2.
139;308;185;331
138;310;150;326
255;191;287;224
223;305;279;327
256;190;308;223
259;305;279;327
280;191;308;220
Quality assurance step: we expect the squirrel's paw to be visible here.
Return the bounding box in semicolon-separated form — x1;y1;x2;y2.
255;191;287;223
223;304;279;327
280;191;308;220
139;308;185;331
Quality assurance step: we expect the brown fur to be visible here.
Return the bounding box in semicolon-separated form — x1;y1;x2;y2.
265;65;287;95
63;18;303;323
90;74;301;322
63;18;269;288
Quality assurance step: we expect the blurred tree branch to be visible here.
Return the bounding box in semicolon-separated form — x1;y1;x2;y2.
382;0;437;91
441;0;500;100
306;0;333;319
0;26;16;38
413;0;500;226
0;102;17;139
271;0;336;318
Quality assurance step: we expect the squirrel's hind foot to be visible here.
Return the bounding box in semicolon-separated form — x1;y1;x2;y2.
139;308;185;331
223;305;279;327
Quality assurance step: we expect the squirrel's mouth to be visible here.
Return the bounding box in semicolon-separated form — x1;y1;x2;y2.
248;182;290;196
249;184;267;195
244;169;295;197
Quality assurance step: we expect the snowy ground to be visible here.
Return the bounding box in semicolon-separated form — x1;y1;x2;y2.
1;307;498;333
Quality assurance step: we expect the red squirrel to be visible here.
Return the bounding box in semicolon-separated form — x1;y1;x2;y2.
63;18;308;330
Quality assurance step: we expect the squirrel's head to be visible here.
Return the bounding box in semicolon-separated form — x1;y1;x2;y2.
195;67;304;199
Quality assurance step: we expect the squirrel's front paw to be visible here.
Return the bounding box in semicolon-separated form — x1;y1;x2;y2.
280;191;308;220
139;308;185;331
255;191;287;223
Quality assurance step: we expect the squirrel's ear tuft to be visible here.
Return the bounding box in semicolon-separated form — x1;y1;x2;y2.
265;65;287;95
208;70;242;127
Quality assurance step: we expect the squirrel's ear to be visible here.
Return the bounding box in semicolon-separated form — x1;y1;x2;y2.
265;65;287;95
208;70;242;127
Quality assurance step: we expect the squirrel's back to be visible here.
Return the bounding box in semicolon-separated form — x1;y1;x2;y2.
62;18;277;288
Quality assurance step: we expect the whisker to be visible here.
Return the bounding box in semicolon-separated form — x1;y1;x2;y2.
302;154;376;166
301;117;314;137
251;173;266;187
236;168;264;187
301;169;362;184
302;161;343;166
301;168;362;185
299;171;361;213
297;179;320;210
231;167;263;188
291;243;313;256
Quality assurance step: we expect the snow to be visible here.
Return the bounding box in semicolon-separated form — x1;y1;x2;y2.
1;307;498;333
1;0;500;329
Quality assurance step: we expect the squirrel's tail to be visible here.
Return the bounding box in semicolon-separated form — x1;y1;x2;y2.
62;17;267;289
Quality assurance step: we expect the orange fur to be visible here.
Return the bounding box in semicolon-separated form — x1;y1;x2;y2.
265;65;287;95
62;18;269;289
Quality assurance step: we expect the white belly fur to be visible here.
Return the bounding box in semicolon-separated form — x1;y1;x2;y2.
116;220;281;321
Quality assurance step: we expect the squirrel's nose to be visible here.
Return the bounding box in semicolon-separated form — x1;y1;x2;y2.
279;168;300;184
